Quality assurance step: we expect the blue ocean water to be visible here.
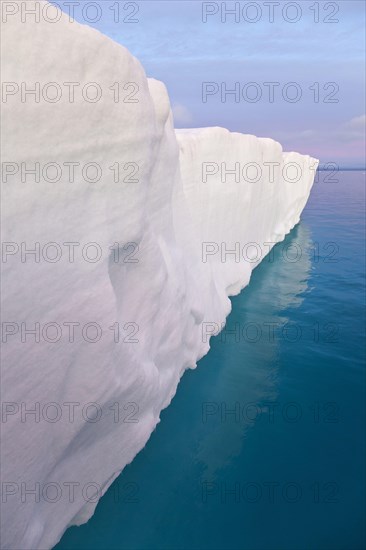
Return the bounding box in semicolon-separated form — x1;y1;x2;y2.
55;171;365;550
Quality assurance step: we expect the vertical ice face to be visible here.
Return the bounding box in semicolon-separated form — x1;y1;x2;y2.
1;3;318;549
176;128;317;312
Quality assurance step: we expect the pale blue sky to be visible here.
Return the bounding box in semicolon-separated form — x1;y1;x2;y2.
53;0;365;166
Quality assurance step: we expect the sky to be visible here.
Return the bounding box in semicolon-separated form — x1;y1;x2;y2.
53;0;365;167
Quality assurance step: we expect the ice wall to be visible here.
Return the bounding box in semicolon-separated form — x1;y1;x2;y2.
177;128;316;298
0;3;318;549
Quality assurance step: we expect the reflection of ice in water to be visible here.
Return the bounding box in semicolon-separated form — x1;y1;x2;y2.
196;223;313;478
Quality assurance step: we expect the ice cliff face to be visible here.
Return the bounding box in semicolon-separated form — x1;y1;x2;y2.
0;2;318;549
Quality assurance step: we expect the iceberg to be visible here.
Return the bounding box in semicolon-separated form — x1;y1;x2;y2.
0;2;318;549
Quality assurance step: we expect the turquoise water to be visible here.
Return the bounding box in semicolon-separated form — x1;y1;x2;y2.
56;171;365;550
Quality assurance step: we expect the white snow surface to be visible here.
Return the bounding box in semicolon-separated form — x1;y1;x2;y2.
1;3;318;549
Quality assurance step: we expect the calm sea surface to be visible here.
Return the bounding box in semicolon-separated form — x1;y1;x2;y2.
56;171;366;550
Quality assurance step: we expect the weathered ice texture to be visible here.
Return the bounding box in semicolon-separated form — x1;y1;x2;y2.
0;2;318;548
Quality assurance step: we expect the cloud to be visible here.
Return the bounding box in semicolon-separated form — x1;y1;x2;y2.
298;129;315;138
328;114;366;144
344;114;366;135
172;103;194;126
